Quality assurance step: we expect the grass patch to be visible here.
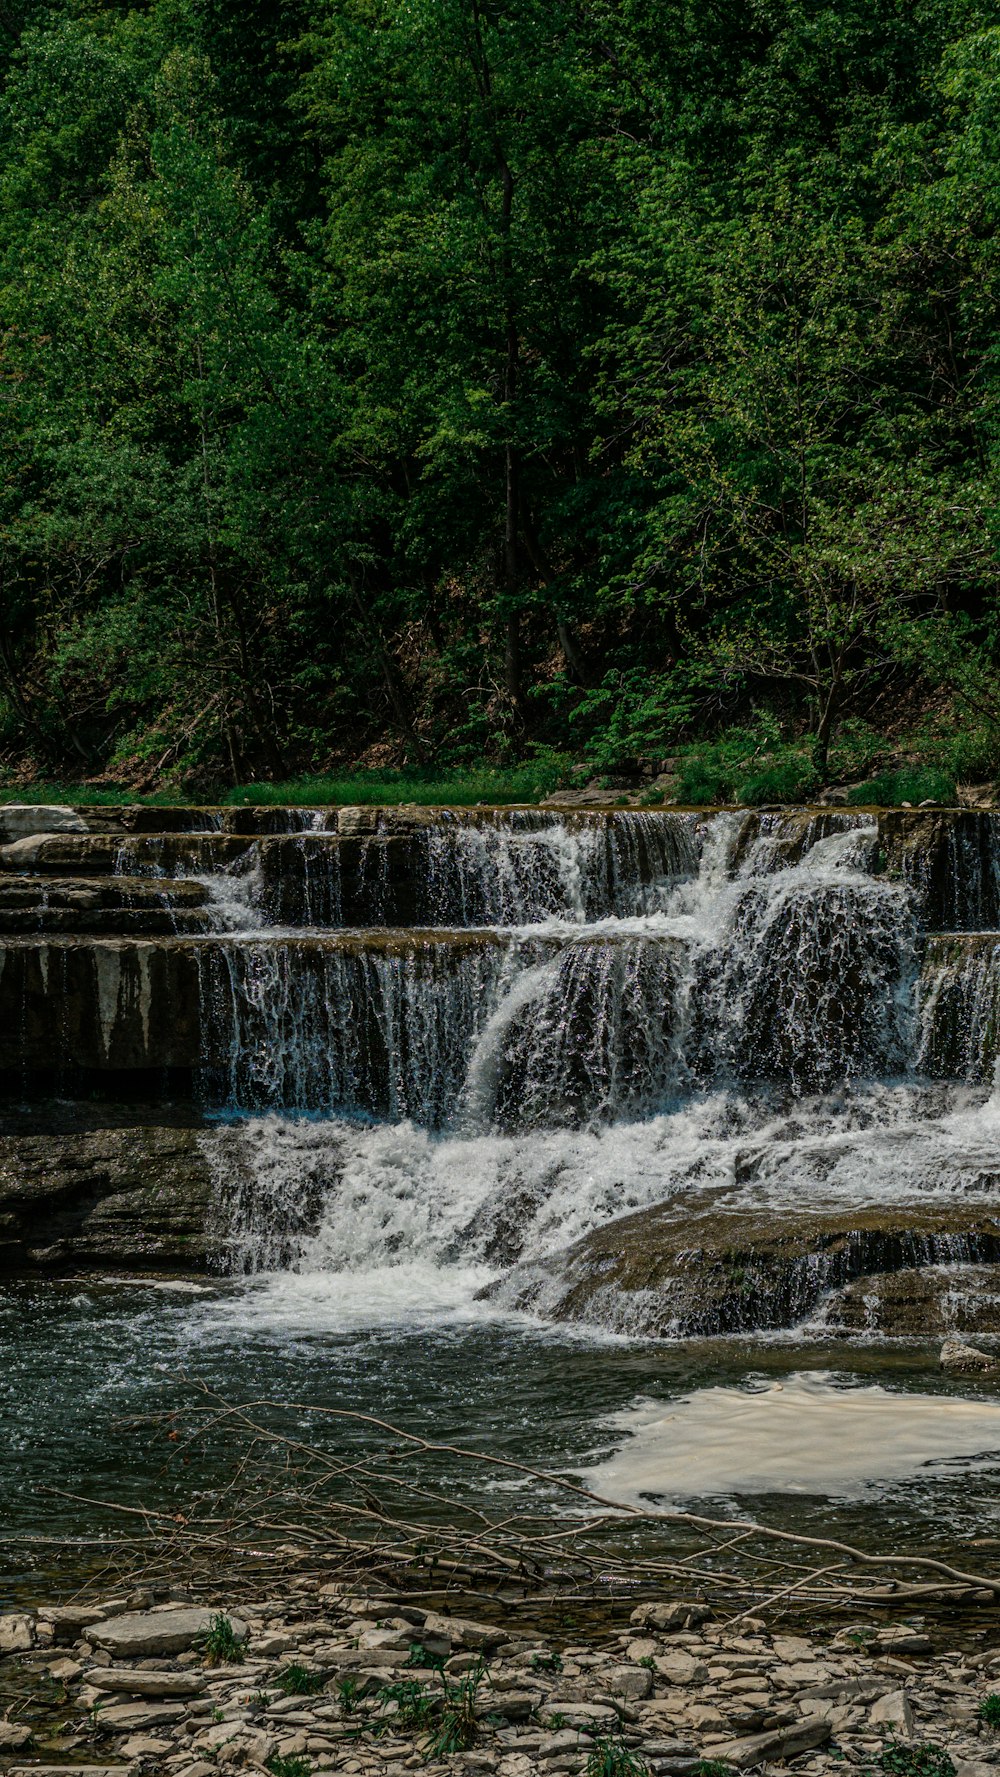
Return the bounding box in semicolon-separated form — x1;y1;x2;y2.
222;758;569;808
587;1737;650;1776
0;756;571;807
847;766;957;807
0;781;184;806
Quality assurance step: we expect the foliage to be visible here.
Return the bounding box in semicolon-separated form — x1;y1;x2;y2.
275;1664;324;1697
673;725;819;807
265;1758;312;1777
978;1695;1000;1728
878;1742;956;1777
200;1613;246;1666
423;1662;486;1757
587;1737;650;1777
847;768;958;807
336;1676;360;1714
0;0;999;789
376;1678;438;1731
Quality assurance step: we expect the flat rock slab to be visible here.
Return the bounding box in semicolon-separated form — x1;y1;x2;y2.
98;1699;186;1730
0;805;87;842
87;1606;247;1657
88;1667;205;1696
711;1718;832;1766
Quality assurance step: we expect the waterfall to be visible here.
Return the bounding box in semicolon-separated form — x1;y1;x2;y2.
10;796;984;1323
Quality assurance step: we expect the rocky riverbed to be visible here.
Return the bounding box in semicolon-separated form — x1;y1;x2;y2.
3;1583;1000;1777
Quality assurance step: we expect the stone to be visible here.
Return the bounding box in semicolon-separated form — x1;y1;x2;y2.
540;1702;619;1730
98;1698;187;1729
0;805;87;843
489;1199;1000;1337
630;1603;711;1632
871;1690;915;1736
47;1657;81;1681
0;1122;221;1274
772;1662;831;1691
0;1724;32;1750
603;1664;654;1700
655;1654;709;1685
421;1611;507;1652
88;1667;205;1696
710;1717;832;1766
627;1638;660;1662
877;1630;933;1654
87;1606;247;1658
39;1603;115;1642
488;1692;539;1721
120;1734;174;1757
940;1339;1000;1373
0;1614;35;1653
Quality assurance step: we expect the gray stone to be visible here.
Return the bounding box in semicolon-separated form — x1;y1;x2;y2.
488;1691;539;1721
540;1702;619;1730
88;1667;205;1696
88;1606;247;1658
655;1654;709;1685
710;1717;832;1766
0;805;87;843
871;1690;915;1736
940;1339;999;1373
421;1611;507;1652
98;1697;187;1729
0;1724;32;1750
603;1664;654;1700
0;1614;35;1653
630;1603;711;1632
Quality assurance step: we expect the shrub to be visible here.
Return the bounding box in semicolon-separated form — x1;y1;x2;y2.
266;1758;311;1777
978;1694;1000;1727
878;1739;956;1777
275;1663;324;1696
200;1613;247;1666
376;1678;438;1731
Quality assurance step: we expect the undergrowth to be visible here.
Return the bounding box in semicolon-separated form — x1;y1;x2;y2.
848;766;957;806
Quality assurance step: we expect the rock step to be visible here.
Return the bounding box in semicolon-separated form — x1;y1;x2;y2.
486;1199;1000;1336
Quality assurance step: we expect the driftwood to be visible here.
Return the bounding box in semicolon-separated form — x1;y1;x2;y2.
27;1380;1000;1618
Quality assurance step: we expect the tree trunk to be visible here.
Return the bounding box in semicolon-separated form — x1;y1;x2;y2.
348;569;427;761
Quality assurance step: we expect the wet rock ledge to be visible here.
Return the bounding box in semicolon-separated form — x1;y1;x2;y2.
3;1583;1000;1776
0;1119;219;1273
487;1200;1000;1338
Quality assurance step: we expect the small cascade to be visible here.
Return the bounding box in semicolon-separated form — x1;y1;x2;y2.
919;936;1000;1081
419;808;699;925
462;935;688;1131
197;934;517;1125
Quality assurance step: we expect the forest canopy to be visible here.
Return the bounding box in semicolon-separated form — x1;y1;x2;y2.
0;0;998;793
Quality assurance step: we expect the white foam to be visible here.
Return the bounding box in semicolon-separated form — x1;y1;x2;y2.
584;1370;1000;1500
